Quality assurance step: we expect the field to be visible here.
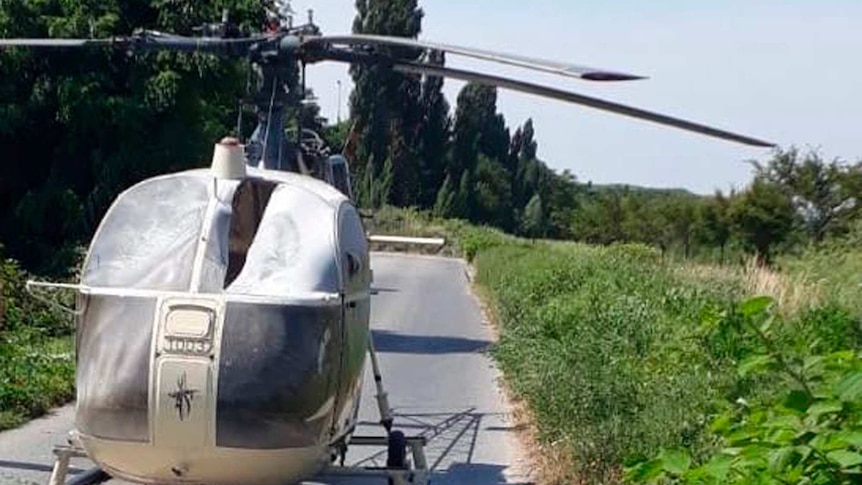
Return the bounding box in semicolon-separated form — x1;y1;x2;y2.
466;232;862;484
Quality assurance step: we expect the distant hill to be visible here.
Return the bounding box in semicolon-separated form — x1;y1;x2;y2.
581;182;701;199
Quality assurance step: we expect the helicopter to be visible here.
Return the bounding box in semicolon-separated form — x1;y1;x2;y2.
2;6;774;485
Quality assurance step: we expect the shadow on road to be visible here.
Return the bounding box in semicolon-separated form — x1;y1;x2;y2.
349;408;527;484
439;462;524;485
370;287;399;294
0;459;85;474
371;330;490;354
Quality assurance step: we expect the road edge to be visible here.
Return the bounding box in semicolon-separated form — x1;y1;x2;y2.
463;260;551;485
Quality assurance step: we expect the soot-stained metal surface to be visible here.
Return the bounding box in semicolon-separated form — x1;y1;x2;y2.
216;302;343;449
76;294;155;442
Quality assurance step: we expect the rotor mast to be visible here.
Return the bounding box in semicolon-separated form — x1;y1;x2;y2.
245;7;319;171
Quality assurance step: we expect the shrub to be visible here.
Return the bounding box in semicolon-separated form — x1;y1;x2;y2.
476;242;741;483
627;297;862;485
0;257;75;430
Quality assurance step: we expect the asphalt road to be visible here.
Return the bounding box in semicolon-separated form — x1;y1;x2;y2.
0;253;528;485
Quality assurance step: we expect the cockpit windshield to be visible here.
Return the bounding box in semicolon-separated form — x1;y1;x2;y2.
82;175;208;291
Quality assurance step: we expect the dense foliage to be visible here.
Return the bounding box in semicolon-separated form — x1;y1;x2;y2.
0;257;74;430
0;0;266;274
627;298;862;485
2;1;860;272
465;229;862;485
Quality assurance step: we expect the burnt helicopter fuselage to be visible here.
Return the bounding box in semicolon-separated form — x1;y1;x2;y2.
75;157;370;484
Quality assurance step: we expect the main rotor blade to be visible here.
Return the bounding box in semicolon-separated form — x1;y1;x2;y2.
0;32;265;56
393;62;774;147
0;38;114;48
305;34;645;82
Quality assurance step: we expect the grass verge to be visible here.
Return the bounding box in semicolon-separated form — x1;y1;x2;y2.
469;238;861;484
0;258;75;431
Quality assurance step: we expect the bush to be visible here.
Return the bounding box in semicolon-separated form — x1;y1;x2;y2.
473;237;862;484
476;242;742;482
0;257;75;430
627;297;862;485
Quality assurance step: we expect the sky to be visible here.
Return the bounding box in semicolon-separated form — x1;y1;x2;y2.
295;1;862;194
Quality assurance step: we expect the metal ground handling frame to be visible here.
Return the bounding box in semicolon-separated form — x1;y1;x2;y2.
323;435;429;485
49;438;429;485
49;444;109;485
321;333;430;484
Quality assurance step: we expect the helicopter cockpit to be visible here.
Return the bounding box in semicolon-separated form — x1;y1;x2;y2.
71;143;370;479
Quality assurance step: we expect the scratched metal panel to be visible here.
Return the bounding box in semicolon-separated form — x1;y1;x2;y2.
216;302;342;449
154;359;211;447
76;294;154;442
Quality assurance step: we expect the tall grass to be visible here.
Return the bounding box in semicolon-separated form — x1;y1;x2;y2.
471;236;861;484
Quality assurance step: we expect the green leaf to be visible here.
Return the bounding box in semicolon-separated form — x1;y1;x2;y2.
660;449;692;475
701;454;732;480
738;354;776;378
834;373;862;402
835;431;862;448
768;447;799;473
763;414;802;430
624;458;663;483
806;400;843;418
759;315;776;334
827;450;862;469
740;296;774;318
728;429;757;445
826;350;856;363
710;413;734;433
795;445;813;463
783;390;812;413
803;355;824;372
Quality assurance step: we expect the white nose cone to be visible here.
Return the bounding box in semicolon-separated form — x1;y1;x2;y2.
211;137;246;179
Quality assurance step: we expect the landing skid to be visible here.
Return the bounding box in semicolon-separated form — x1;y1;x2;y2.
317;335;430;484
322;435;429;485
48;443;108;485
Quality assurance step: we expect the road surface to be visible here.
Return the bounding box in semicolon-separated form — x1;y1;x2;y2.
0;253;529;485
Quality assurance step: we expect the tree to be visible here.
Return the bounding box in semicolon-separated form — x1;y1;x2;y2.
433;175;456;218
415;50;450;209
474;155;513;230
349;0;423;207
731;177;797;265
449;83;498;179
545;169;579;239
699;190;733;263
0;0;264;274
664;196;700;258
522;194;545;239
755;148;861;243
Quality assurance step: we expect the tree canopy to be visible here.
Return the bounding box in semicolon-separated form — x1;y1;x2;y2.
1;0;861;274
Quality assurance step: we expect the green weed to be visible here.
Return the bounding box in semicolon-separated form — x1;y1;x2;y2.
0;258;75;431
472;238;861;484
